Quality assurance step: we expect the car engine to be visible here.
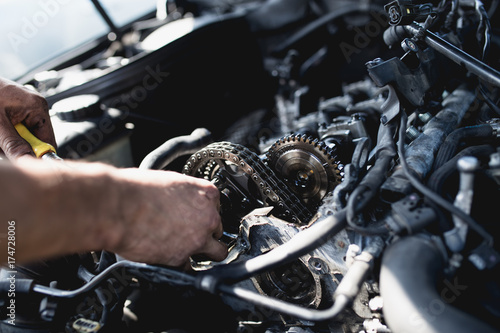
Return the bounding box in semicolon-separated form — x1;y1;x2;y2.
1;0;500;332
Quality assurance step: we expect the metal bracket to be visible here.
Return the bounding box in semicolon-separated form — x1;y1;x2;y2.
379;85;401;125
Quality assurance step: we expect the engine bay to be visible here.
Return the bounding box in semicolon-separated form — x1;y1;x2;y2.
1;0;500;332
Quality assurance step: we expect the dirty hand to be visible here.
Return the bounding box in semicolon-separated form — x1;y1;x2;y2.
0;77;56;159
109;169;228;268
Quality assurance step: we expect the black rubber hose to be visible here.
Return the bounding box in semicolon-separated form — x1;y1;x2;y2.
215;238;383;322
397;113;494;246
426;144;495;232
380;235;499;333
401;87;476;179
383;25;410;48
139;128;212;170
196;209;347;293
428;144;496;195
380;86;476;201
433;124;494;171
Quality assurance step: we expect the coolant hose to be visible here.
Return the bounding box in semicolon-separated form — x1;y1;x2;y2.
139;128;212;170
380;235;498;333
383;25;409;48
381;86;476;201
425;144;495;232
428;144;495;195
400;87;475;179
432;124;494;170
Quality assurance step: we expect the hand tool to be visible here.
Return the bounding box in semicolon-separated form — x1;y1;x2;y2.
15;123;63;161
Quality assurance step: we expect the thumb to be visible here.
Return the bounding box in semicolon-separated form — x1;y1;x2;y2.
0;114;35;159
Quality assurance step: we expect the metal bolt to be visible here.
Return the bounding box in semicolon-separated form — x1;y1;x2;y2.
380;115;388;124
418;112;432;123
297;171;309;182
406;125;421;141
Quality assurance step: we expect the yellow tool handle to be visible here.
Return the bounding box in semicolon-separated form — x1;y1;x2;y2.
15;123;57;158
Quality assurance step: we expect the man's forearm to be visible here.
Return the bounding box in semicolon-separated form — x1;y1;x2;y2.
0;157;227;267
0;158;121;264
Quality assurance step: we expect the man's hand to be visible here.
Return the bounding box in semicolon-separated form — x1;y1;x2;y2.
0;78;56;159
2;159;227;269
108;169;228;268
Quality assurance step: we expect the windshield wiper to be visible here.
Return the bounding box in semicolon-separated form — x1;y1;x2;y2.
90;0;121;39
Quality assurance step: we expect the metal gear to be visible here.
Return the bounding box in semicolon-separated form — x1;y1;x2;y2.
183;141;314;224
266;134;342;208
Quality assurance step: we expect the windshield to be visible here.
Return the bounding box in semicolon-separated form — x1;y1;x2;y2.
0;0;158;81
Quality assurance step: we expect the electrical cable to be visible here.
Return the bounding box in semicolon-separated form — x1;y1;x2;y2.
214;238;384;322
218;284;351;322
476;0;491;62
345;119;397;236
397;112;494;246
479;84;500;117
31;261;196;298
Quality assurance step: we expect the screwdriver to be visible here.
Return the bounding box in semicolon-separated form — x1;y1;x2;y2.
15;123;63;161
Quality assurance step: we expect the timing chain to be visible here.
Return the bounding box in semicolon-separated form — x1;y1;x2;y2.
182;141;314;224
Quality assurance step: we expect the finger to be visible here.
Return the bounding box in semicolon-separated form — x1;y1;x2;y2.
23;98;57;149
0;112;35;159
27;114;57;149
181;261;194;271
201;180;220;202
213;216;224;240
200;238;228;262
205;183;221;215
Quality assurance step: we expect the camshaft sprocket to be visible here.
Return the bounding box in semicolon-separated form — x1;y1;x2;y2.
266;134;342;208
